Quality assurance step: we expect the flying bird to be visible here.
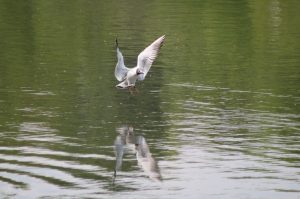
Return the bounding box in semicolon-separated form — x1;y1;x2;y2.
114;35;165;90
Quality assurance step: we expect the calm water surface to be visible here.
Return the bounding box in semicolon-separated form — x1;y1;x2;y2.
0;0;300;198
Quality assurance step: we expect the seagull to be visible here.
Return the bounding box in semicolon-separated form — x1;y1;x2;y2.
114;35;165;91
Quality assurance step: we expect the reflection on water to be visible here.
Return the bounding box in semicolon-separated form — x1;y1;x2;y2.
0;0;300;198
114;126;161;181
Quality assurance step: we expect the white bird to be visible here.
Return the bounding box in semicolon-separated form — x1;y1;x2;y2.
114;35;165;90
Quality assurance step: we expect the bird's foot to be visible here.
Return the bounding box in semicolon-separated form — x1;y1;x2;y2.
134;86;139;93
128;86;138;95
128;86;134;95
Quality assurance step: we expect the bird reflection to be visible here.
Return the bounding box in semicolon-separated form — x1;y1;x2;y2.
114;126;161;181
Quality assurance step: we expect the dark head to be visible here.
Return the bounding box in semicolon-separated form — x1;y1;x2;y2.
136;68;144;75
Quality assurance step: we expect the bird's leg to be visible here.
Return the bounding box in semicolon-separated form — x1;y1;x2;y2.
128;85;139;95
128;86;134;95
133;86;139;93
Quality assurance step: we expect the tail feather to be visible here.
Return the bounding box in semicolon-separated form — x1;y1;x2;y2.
116;81;128;89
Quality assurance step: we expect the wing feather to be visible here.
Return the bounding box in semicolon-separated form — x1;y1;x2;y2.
137;35;165;80
115;42;129;81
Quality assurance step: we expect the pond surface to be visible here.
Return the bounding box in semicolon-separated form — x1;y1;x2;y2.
0;0;300;198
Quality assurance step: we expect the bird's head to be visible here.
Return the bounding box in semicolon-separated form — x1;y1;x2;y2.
136;68;144;75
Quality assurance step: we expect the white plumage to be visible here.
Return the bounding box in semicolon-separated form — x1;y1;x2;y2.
114;35;165;89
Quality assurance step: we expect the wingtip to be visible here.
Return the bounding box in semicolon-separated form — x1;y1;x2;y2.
115;37;119;48
159;35;166;43
158;35;166;46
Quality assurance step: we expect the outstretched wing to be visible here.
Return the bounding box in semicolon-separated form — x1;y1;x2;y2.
137;35;165;81
115;39;129;81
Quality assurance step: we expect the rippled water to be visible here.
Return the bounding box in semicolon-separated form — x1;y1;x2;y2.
0;0;300;198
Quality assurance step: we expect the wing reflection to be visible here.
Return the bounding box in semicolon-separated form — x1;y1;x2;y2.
114;126;135;174
114;126;161;181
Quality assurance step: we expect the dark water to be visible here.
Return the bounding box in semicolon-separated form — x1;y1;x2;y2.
0;0;300;198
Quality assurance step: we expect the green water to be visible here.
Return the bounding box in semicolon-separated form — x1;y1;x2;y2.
0;0;299;198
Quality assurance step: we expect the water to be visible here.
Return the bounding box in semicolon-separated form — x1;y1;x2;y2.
0;0;300;198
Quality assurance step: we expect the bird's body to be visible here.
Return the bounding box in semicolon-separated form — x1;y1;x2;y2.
116;66;140;88
114;35;165;90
